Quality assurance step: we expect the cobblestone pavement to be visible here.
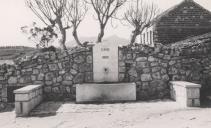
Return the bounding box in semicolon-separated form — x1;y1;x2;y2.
1;100;211;128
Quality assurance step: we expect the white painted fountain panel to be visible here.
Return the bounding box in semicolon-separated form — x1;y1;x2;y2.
93;43;119;82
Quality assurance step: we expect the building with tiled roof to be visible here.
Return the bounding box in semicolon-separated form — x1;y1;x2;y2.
139;0;211;46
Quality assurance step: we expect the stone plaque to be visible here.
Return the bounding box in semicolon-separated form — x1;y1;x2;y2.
93;42;119;82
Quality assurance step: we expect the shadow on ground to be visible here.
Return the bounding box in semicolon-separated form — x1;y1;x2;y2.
29;101;64;117
200;97;211;108
0;103;14;113
28;97;211;118
28;99;174;117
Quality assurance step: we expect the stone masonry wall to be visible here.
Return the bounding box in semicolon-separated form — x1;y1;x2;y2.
0;64;15;103
119;41;211;100
0;47;93;103
1;38;211;104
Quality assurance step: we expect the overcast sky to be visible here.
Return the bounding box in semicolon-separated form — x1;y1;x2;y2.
0;0;210;47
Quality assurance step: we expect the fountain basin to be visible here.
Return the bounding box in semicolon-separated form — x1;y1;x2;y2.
76;83;136;103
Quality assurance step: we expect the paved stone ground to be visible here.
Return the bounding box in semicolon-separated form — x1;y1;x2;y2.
1;100;211;128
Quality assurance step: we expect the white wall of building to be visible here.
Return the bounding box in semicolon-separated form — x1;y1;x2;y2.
139;26;154;47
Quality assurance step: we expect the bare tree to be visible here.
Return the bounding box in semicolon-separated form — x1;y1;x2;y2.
26;0;87;49
87;0;127;43
21;22;58;48
124;0;159;45
67;0;88;46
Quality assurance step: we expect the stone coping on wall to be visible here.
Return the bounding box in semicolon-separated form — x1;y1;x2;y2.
170;81;201;88
14;85;42;94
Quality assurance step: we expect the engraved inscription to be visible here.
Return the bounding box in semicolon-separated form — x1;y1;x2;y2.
101;48;110;51
102;56;109;59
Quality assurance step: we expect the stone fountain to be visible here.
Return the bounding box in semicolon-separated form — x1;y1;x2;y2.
76;42;136;103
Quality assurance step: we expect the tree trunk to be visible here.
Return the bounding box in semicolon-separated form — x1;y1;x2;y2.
73;29;83;47
130;29;140;45
97;25;105;43
57;20;67;50
60;29;67;50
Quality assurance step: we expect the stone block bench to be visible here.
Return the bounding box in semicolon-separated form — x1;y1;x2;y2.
14;85;43;117
170;81;201;107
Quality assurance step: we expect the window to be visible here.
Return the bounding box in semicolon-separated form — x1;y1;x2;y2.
150;31;153;45
140;34;142;44
147;32;149;44
143;33;145;44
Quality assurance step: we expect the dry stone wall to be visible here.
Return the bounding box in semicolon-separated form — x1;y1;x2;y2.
0;47;93;103
1;38;211;106
119;41;211;100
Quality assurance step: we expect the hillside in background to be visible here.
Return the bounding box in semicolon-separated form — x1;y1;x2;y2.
0;46;36;60
0;35;129;61
66;35;129;47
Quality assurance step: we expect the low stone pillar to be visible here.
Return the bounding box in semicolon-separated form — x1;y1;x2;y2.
14;85;43;117
170;81;201;107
